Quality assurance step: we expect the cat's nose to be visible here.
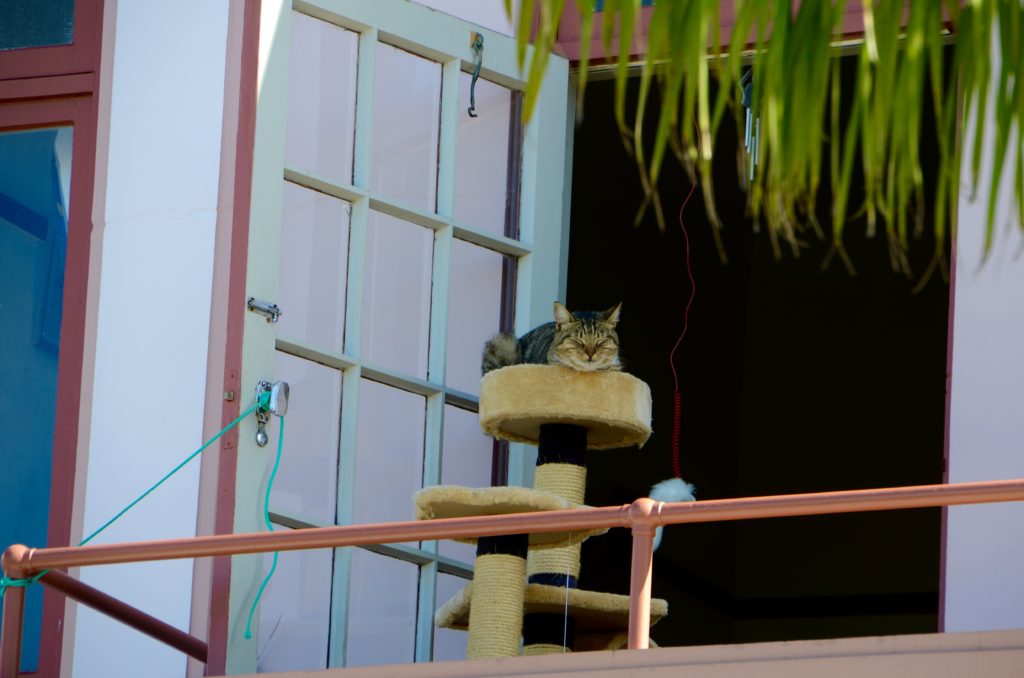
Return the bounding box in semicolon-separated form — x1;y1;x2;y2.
584;347;596;358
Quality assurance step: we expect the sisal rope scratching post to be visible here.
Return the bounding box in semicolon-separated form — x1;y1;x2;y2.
524;423;588;653
467;535;528;659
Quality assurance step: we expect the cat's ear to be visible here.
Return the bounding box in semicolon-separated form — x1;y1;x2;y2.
553;302;573;326
602;302;623;326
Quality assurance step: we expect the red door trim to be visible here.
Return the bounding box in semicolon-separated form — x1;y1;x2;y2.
1;2;104;674
205;1;261;672
0;93;98;678
0;73;96;102
0;0;103;81
938;237;958;632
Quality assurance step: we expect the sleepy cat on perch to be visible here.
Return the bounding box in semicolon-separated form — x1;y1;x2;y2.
482;301;623;374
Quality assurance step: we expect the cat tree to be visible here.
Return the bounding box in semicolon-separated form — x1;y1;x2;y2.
415;364;668;658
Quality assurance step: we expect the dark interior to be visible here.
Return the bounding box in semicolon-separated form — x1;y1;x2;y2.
566;58;950;646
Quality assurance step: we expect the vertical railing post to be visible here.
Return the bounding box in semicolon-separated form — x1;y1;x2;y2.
627;498;657;650
1;585;26;678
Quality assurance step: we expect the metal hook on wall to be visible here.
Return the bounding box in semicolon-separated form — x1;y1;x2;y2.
467;32;484;118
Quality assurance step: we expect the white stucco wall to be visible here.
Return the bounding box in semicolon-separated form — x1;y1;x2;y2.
944;37;1024;630
71;2;231;676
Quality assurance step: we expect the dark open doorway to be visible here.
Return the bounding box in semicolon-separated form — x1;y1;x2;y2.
566;61;950;646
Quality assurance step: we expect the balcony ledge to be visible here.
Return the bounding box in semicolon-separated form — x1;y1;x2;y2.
236;628;1024;677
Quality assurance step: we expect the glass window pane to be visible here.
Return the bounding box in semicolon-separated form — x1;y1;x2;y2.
445;239;509;395
371;42;441;211
0;127;72;672
256;535;332;673
353;380;426;526
360;211;433;377
285;12;358;184
455;75;515;236
433;572;471;661
270;352;341;524
346;550;419;667
277;181;350;353
0;0;74;51
439;405;492;562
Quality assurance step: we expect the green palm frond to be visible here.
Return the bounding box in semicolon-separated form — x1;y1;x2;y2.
516;0;1024;276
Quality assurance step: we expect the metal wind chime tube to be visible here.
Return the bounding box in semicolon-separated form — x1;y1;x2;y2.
741;69;759;182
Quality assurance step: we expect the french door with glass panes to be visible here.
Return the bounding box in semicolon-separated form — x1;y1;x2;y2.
230;0;571;672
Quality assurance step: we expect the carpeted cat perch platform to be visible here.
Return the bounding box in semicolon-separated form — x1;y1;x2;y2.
416;364;667;659
413;485;606;547
479;365;652;449
412;483;605;658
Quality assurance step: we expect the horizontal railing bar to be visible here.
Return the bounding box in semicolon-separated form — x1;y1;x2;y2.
652;477;1024;524
4;506;631;576
4;479;1024;578
37;570;208;663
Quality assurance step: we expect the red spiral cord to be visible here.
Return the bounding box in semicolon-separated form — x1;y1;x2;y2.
671;392;684;479
668;176;698;479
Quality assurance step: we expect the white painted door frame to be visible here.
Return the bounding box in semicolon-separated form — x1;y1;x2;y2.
228;0;572;670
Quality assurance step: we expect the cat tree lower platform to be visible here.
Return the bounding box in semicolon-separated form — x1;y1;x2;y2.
434;580;668;651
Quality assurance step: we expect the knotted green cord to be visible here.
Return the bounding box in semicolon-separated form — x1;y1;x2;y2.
0;573;42;593
0;397;265;597
244;414;285;640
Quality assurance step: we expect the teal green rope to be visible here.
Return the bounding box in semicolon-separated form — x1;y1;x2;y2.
244;414;285;640
1;398;265;598
0;573;42;592
79;400;263;547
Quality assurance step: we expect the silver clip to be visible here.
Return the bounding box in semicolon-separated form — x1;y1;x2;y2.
253;380;290;447
255;380;272;447
247;297;282;323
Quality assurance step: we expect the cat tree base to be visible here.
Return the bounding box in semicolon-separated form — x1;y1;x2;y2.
436;581;668;634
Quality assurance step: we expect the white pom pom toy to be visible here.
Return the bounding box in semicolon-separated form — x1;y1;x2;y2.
649;477;696;551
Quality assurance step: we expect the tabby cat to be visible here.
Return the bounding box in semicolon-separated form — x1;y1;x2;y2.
481;302;623;374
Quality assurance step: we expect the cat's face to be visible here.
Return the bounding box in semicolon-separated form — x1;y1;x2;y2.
547;302;623;371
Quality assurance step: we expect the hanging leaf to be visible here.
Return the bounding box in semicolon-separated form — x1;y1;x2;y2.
516;0;1024;275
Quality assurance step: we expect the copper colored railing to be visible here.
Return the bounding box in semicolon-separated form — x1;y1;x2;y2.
3;477;1024;676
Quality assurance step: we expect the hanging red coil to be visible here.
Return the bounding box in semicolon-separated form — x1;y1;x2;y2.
668;154;698;479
